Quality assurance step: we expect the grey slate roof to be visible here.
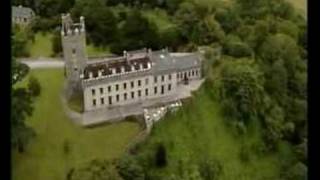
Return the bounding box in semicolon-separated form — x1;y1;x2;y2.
12;5;35;18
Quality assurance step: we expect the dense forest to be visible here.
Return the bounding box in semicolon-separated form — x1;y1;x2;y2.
12;0;307;179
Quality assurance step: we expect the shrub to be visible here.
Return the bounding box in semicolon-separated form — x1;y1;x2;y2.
198;158;223;180
28;76;41;97
155;143;167;168
116;155;145;180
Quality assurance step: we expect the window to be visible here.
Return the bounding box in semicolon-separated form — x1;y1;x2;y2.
138;90;141;97
154;76;157;83
92;89;95;96
124;93;127;100
196;70;199;76
192;70;194;76
108;96;112;105
169;74;172;80
168;84;171;91
161;75;165;82
100;88;103;94
145;88;148;96
154;86;157;94
72;48;76;54
131;92;135;99
93;99;96;106
101;98;104;105
138;80;141;86
116;84;119;91
108;86;111;92
161;85;164;94
116;94;119;102
131;81;134;88
123;83;127;90
188;71;191;77
177;73;179;79
145;78;149;85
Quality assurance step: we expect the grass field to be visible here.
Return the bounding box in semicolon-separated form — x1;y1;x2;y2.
135;85;282;179
12;68;141;180
29;32;53;58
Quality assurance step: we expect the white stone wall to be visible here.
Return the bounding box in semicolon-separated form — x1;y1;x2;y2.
83;72;177;111
176;67;201;83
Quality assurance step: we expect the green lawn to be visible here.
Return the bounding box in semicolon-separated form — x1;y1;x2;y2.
135;86;282;179
12;68;141;180
29;32;53;58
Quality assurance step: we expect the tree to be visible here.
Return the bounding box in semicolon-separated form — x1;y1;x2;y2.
223;35;252;58
11;54;35;153
282;162;307;180
71;0;118;46
213;58;266;124
28;76;41;97
12;25;30;57
110;9;160;54
69;159;122;180
52;30;62;56
116;155;145;180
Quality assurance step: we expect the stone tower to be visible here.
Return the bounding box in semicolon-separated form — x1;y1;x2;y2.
61;13;87;97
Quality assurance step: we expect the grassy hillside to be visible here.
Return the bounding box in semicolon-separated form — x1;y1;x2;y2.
12;68;141;180
134;85;282;179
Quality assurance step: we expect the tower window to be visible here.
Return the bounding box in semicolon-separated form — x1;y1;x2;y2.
169;74;172;80
101;98;104;105
93;99;96;106
100;88;103;94
131;91;134;99
72;48;76;54
131;81;134;88
124;93;127;100
123;83;127;90
145;88;148;96
161;85;164;94
138;90;141;97
138;80;141;86
108;86;111;92
154;76;157;83
92;89;95;96
161;75;165;82
154;86;157;94
192;70;194;76
116;84;119;91
108;96;112;105
116;94;119;102
145;78;149;85
168;84;171;91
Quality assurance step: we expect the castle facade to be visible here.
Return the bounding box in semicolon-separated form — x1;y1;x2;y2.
61;14;203;113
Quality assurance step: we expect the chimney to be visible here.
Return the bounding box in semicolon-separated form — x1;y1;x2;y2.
139;63;143;70
147;62;151;69
98;70;102;77
131;65;135;72
121;66;125;73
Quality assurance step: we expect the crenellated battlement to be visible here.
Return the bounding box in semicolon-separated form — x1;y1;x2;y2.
61;13;85;37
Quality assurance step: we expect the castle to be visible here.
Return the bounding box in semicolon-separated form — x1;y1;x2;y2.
61;13;203;121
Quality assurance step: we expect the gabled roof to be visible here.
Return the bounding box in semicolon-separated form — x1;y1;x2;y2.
12;5;35;18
